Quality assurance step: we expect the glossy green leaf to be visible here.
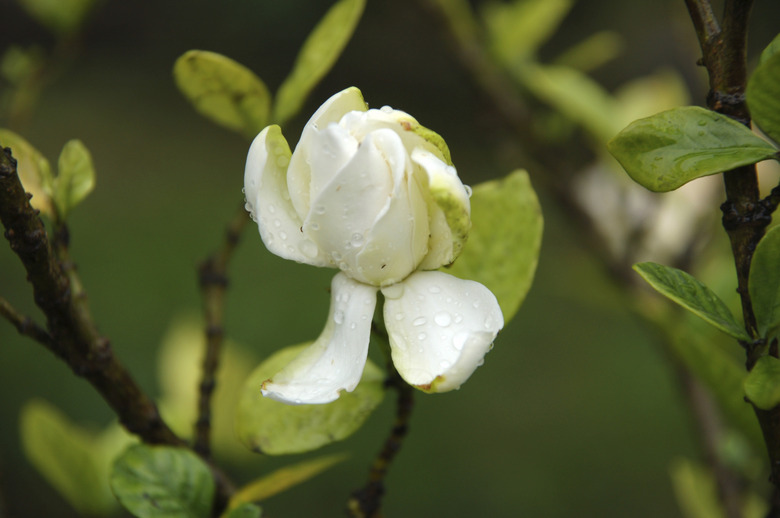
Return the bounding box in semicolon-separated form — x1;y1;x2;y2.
273;0;365;125
230;454;345;507
608;106;777;192
759;33;780;64
16;0;98;35
235;343;384;455
20;400;120;516
744;356;780;410
221;503;262;518
110;444;214;518
634;262;750;341
747;51;780;145
0;128;54;215
446;170;542;323
749;226;780;338
54;139;95;218
173;50;271;139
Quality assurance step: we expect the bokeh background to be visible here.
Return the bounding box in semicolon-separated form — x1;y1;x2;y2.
1;0;779;516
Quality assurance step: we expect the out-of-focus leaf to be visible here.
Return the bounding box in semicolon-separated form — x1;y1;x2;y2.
229;454;346;507
20;400;120;516
608;106;777;192
744;356;780;410
759;33;780;64
0;128;54;215
54;139;95;218
613;69;691;130
482;0;573;65
273;0;365;125
16;0;98;35
174;50;271;139
110;444;214;518
633;262;750;341
446;170;542;323
221;503;262;518
553;31;623;73
235;343;384;455
749;226;780;338
747;51;780;145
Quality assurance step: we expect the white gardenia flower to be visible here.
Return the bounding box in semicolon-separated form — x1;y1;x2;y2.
244;87;503;404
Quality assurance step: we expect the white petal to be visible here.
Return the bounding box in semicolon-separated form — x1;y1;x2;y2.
244;126;329;266
305;130;396;280
287;87;368;219
382;271;503;392
261;273;378;404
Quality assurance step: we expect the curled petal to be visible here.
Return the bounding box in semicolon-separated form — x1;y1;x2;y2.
382;271;503;392
245;126;329;266
261;273;378;404
287;87;368;219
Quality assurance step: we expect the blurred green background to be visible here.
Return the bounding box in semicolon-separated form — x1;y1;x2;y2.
1;0;779;516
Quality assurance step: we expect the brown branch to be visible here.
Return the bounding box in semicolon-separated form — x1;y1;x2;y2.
0;296;54;348
194;204;250;459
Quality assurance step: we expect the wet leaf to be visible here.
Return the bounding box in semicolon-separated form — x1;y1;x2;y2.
747;51;780;145
744;356;780;410
608;106;777;192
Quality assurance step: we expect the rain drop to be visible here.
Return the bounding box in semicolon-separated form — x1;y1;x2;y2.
311;222;320;231
418;332;427;341
434;311;452;327
412;317;427;327
332;251;342;261
440;360;452;369
334;310;345;324
697;119;707;126
454;314;463;324
279;231;288;240
394;312;404;321
472;300;481;309
350;233;364;247
350;322;357;330
300;239;319;258
268;204;276;214
314;205;326;215
428;285;441;294
380;105;393;113
464;185;473;198
273;218;282;228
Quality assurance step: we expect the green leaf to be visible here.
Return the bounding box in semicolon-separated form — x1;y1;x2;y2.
54;139;95;218
0;128;54;215
110;444;215;518
608;106;777;192
230;454;345;507
670;458;727;518
759;33;780;64
633;262;750;341
744;356;780;410
16;0;98;35
235;343;384;455
749;226;780;338
20;399;121;516
173;50;271;140
221;503;262;518
446;170;543;323
273;0;365;125
747;51;780;145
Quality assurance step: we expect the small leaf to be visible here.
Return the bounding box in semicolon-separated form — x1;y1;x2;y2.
16;0;98;35
744;356;780;410
446;170;543;323
0;128;54;215
608;106;777;192
747;51;780;145
20;400;119;516
633;262;750;341
221;503;262;518
54;139;95;218
759;33;780;64
235;343;384;455
110;444;215;518
273;0;365;125
230;454;346;507
749;226;780;338
173;50;272;139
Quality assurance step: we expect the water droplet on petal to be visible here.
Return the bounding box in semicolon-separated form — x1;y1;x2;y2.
417;332;427;341
472;300;481;309
464;185;473;198
697;120;707;126
440;360;452;370
350;233;364;247
273;219;282;228
279;231;288;240
434;311;452;327
454;314;463;324
332;251;342;261
300;239;319;258
428;285;441;294
310;222;320;231
412;317;427;327
350;322;357;330
334;310;344;324
315;205;326;215
394;312;404;321
268;204;276;214
380;105;393;113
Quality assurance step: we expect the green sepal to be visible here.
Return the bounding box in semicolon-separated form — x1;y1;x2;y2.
633;262;750;341
273;0;365;125
608;106;777;192
173;50;272;139
744;356;780;410
445;170;543;323
749;226;780;338
235;343;384;455
110;444;215;518
54;139;95;218
747;51;780;145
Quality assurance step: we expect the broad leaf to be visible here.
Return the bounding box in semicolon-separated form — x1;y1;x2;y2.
759;33;780;64
608;106;777;192
54;139;95;218
235;343;384;455
20;400;120;516
0;128;53;215
229;454;345;507
174;51;271;139
744;356;780;410
446;170;543;323
749;226;780;338
110;444;214;518
747;51;780;145
221;503;262;518
633;262;750;341
273;0;365;125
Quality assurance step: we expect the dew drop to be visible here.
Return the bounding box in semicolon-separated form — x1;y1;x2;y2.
464;185;473;198
338;261;349;271
273;218;282;228
454;314;463;324
334;310;344;324
350;232;364;247
350;322;357;330
434;311;452;327
654;156;663;161
268;204;276;214
440;360;452;369
314;205;326;215
382;283;404;300
412;317;427;327
428;285;441;294
394;312;404;321
697;119;707;126
472;300;481;309
417;332;427;341
310;222;320;231
332;251;342;261
279;231;288;240
300;239;319;258
380;105;393;113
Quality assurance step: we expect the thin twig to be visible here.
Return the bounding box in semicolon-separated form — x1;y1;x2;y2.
0;296;54;347
194;204;250;459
